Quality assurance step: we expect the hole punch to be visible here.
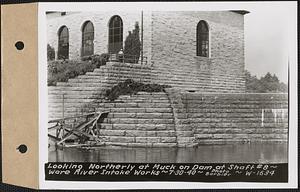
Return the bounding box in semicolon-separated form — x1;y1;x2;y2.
15;41;24;50
17;144;27;153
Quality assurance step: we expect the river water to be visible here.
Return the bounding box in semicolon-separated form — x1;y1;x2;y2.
49;143;287;163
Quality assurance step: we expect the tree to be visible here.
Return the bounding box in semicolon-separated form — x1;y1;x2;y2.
47;44;55;61
245;70;287;93
123;22;141;63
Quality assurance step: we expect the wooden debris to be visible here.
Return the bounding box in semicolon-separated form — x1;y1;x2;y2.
48;111;109;149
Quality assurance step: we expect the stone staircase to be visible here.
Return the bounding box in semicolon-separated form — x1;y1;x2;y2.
96;92;178;147
48;62;153;120
48;61;245;120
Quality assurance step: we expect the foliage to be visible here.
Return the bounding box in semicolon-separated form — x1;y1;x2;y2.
81;53;110;67
105;79;171;101
48;53;109;86
47;44;55;61
245;70;287;93
123;22;141;63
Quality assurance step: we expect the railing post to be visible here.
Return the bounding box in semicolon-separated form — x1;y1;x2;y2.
141;10;144;65
62;93;65;146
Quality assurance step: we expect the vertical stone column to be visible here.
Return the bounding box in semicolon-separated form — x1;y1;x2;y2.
165;88;197;147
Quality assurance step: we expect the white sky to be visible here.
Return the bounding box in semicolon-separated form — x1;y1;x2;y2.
244;2;296;83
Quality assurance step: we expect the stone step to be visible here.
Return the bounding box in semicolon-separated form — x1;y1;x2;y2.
106;65;153;71
48;88;105;93
103;142;177;147
75;75;106;79
165;83;245;89
48;86;105;91
159;66;243;75
69;75;151;83
48;108;90;114
105;62;153;70
99;136;177;144
92;72;152;78
194;133;288;140
49;101;97;108
48;94;104;100
99;123;175;131
187;108;287;113
188;117;288;123
188;113;288;118
104;70;152;76
156;78;244;87
158;82;244;90
98;129;176;137
114;98;170;103
152;69;245;80
182;104;288;109
190;122;288;128
54;78;153;87
194;139;287;145
160;84;244;91
185;93;288;100
109;107;172;113
97;69;152;76
116;95;169;99
193;128;288;134
155;76;246;85
103;118;174;124
153;69;243;78
55;82;110;87
49;101;171;107
182;100;288;105
107;112;173;119
100;102;171;108
68;79;106;83
184;97;288;102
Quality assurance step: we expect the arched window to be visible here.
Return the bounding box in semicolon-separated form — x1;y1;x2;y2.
81;21;94;57
57;26;69;59
108;15;123;53
196;20;209;57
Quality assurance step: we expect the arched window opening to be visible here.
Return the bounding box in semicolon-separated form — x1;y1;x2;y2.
57;26;69;59
196;20;209;57
81;21;94;57
108;15;123;54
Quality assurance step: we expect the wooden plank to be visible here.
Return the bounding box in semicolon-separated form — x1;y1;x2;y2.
48;123;60;130
57;116;97;145
48;134;61;141
50;111;109;146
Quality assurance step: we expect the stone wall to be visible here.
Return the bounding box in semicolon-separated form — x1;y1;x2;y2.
94;90;288;147
165;90;288;146
48;62;154;120
151;11;245;92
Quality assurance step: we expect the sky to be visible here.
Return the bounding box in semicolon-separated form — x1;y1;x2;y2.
244;3;296;83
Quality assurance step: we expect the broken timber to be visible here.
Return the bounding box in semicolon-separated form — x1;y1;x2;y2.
48;111;109;148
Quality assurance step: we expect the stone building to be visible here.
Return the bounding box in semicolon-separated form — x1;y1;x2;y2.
47;11;289;147
47;10;248;92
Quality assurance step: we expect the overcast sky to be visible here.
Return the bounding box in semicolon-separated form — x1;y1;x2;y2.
244;3;296;83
